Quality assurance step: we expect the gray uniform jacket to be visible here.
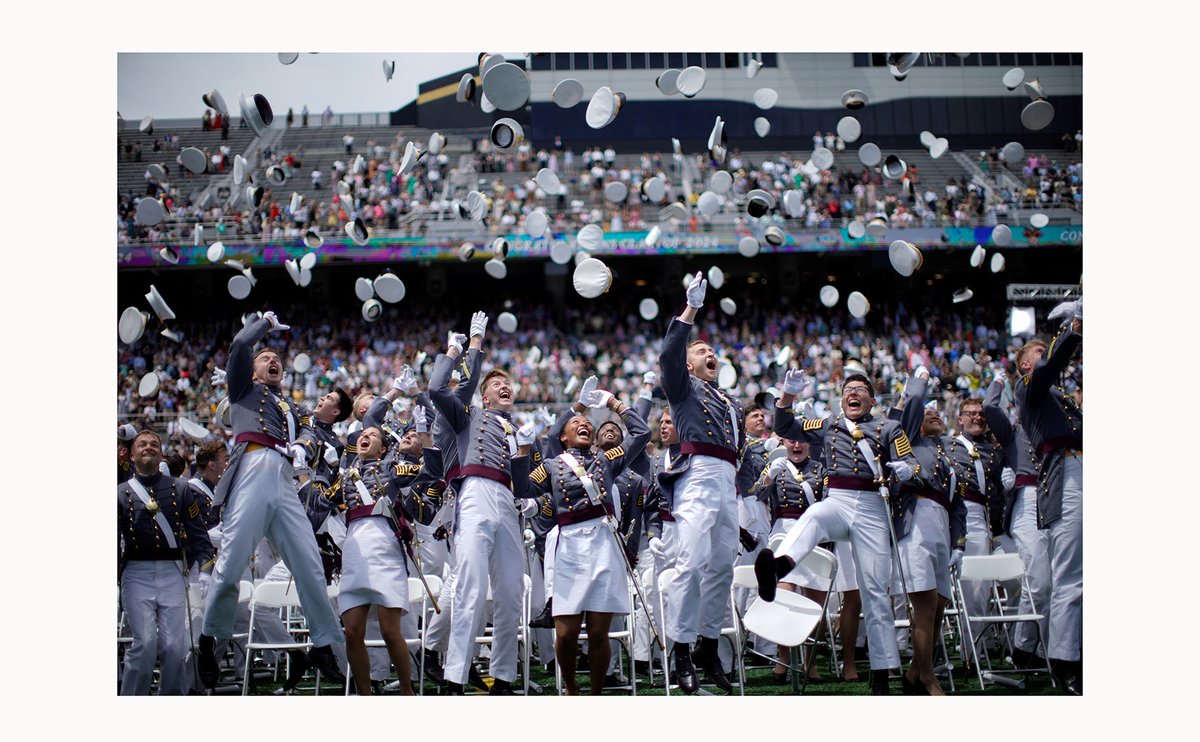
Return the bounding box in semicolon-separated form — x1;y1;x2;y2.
429;348;483;480
983;378;1042;535
1014;326;1083;528
773;405;919;488
747;456;825;524
642;445;682;541
946;428;1005;536
119;472;215;576
893;376;968;548
737;437;772;500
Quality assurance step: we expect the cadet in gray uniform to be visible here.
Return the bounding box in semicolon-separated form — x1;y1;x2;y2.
983;373;1050;670
197;311;345;688
657;273;744;694
118;430;214;695
1014;306;1083;695
757;369;920;694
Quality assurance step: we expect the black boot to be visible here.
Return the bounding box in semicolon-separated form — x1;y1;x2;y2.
1011;647;1038;670
445;681;465;695
672;642;699;694
755;549;795;602
1050;659;1081;695
529;599;555;629
197;634;219;689
467;663;489;691
489;677;515;695
421;649;446;686
869;669;891;695
277;650;310;694
692;636;733;693
307;644;347;685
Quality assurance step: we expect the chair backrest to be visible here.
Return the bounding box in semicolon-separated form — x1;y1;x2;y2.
408;577;426;601
423;574;443;597
768;533;785;552
731;564;759;589
800;546;837;582
251;580;306;609
238;580;255;602
959;553;1026;582
657;568;678;594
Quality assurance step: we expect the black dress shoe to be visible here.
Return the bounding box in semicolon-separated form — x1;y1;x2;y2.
1010;647;1039;670
197;634;219;689
445;681;465;695
421;649;446;686
604;671;629;688
755;549;779;602
308;645;347;685
1050;659;1081;696
692;637;733;693
281;650;310;691
869;669;891;695
489;678;515;695
672;642;699;694
529;599;555;629
467;663;489;692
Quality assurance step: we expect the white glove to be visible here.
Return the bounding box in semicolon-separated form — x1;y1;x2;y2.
914;365;929;380
261;311;290;332
763;436;780;452
516;422;537;447
781;367;805;396
322;445;340;467
767;457;789;481
523;528;535;547
577;375;600;406
118;423;138;441
538;407;556;432
642;371;657;387
413;405;429;434
519;499;538;517
392;364;418;394
685;271;708;308
587;390;614;409
1000;467;1016;492
210;367;227;387
469;311;489;340
648;537;667;559
948;549;963;574
1047;299;1081;324
198;571;213;600
447;330;467;354
886;460;914;482
288;443;308;469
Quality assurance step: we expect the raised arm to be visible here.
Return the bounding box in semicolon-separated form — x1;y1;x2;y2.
428;343;471;433
1024;325;1081;403
603;398;651;477
982;377;1014;446
773;403;825;444
226;315;271;403
898;372;929;441
659;272;707;403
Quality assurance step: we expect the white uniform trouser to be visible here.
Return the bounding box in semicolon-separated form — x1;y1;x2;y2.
665;456;738;645
415;522;450;583
1047;456;1082;661
778;487;900;670
963;500;994;650
1009;485;1052;653
120;560;189;695
423;543;456;653
443;476;524;684
203;448;342;647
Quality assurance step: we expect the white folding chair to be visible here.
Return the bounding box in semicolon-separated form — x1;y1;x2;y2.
952;553;1053;691
242;581;317;695
553;574;640;695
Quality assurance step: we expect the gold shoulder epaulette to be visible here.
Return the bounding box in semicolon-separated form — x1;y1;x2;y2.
803;418;824;431
188;502;200;519
300;416;312;426
894;431;913;458
604;446;624;461
395;463;423;477
530;464;548;485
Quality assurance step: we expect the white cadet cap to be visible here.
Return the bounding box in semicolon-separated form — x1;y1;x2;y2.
970;244;986;268
882;154;908;179
496;312;518;333
919;130;936;148
277;52;299;65
763;225;786;247
146;163;166;181
719;298;737;316
456;73;477;103
536;167;561;194
459;242;476;261
1000;141;1025;163
354;276;375;302
267;165;286;185
352;154;366;174
837;116;862;143
550;240;573;264
710;170;732;194
139;116;154;134
284;258;302;286
847;220;866;239
484;258;507;279
819;285;839;307
233;154;247;185
466;190;488;221
118;307;150;345
525;210;548;238
227;274;252;299
738;236;760;257
888;240;923;277
202;89;228;115
990;253;1007;273
858;142;881;167
160;327;181;342
929;137;949;159
754;117;771;137
289;192;303;213
490;118;524;149
362;299;383;322
346;217;369;245
299;251;317;271
812;147;835;170
1021;99;1055;130
293;352;312;373
697;191;721;217
645;225;661;247
577;224;605;251
952;287;973;304
374;273;406;303
480;93;496;115
135;197;164;226
640;176;666;202
586;87;625;129
181;147;207;174
482;61;530;111
718;361;737;389
708;116;727;162
572;257;612;298
957;355;976;375
304;228;323;249
216;397;233;431
399;141;424;174
746;189;775;218
707;266;725;289
746;58;763;78
660;202;688;222
1023;78;1046;101
158;246;180;265
491;237;510;260
246;184;265;209
867;216;889;239
240;93;274;136
887;52;920;79
138;372;160;398
846;291;870;318
1002;67;1025;91
145;285;176;322
428;132;447;155
655;69;681;96
776;346;792;366
675;66;707;97
177;417;209;441
552;78;585;108
639;298;660;320
841;89;868;110
604;181;628;202
753;88;778;110
383;59;395;81
991;223;1012;246
1030;213;1049;229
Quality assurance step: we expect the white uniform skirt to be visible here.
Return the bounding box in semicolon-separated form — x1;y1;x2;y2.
338;516;409;614
769;518;825;590
552;518;628;616
897;497;951;598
